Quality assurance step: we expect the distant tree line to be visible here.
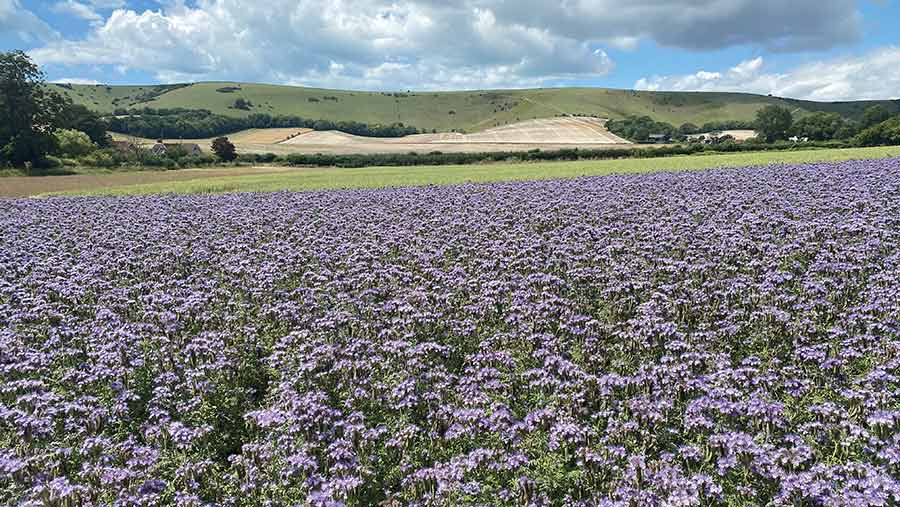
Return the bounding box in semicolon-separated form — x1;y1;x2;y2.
608;104;900;146
107;108;421;139
606;117;759;142
755;104;898;145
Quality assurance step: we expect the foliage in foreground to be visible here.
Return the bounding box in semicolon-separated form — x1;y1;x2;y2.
2;159;900;506
0;51;69;167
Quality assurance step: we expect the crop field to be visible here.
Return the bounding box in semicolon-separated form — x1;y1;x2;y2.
2;158;898;506
270;117;630;155
13;145;898;198
111;128;311;150
109;118;628;156
434;117;630;144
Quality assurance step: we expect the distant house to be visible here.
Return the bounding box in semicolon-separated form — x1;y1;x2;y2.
688;130;757;145
647;134;670;144
149;141;203;157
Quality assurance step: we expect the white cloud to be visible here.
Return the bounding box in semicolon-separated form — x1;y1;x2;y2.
25;0;864;90
0;0;59;43
87;0;126;7
51;77;102;85
28;0;614;89
52;0;103;23
635;48;900;101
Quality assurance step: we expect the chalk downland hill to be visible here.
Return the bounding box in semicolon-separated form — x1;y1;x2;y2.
54;82;900;134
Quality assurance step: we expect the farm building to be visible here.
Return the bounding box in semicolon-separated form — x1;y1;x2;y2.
688;130;758;144
150;141;203;157
647;134;670;144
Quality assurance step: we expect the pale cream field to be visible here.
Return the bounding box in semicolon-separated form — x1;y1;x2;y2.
112;117;633;156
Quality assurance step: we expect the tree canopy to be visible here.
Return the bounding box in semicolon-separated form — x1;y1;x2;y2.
0;50;70;166
791;112;857;141
754;105;793;143
211;136;237;162
855;116;900;146
861;105;892;129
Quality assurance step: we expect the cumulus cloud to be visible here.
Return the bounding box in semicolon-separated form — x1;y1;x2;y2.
635;48;900;101
26;0;865;89
0;0;59;43
486;0;862;52
29;1;614;88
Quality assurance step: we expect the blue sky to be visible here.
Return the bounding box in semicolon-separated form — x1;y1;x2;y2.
2;0;899;100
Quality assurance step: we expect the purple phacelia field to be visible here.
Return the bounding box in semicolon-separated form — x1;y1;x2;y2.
2;160;900;507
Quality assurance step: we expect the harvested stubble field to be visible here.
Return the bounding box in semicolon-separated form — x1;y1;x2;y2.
276;116;631;154
1;158;899;506
111;128;311;150
112;117;631;156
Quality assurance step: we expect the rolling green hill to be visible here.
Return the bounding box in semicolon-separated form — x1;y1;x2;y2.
52;82;900;133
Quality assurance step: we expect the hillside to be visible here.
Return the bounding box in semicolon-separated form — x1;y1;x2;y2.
52;82;900;133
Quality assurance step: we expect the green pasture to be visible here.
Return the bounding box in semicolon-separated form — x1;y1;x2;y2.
44;146;899;197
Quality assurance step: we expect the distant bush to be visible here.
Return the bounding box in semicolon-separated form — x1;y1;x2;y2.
854;116;900;146
53;129;96;157
212;137;237;162
700;120;755;132
79;150;117;168
181;154;218;166
607;116;677;142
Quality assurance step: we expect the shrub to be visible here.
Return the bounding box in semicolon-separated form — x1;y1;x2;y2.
54;129;96;157
79;150;117;168
854;116;900;146
212;137;238;162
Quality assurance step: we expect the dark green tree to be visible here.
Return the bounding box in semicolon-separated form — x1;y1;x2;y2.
211;136;237;161
0;50;70;167
791;112;845;141
679;123;700;135
855;116;900;147
58;104;110;147
861;105;891;129
755;105;793;143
